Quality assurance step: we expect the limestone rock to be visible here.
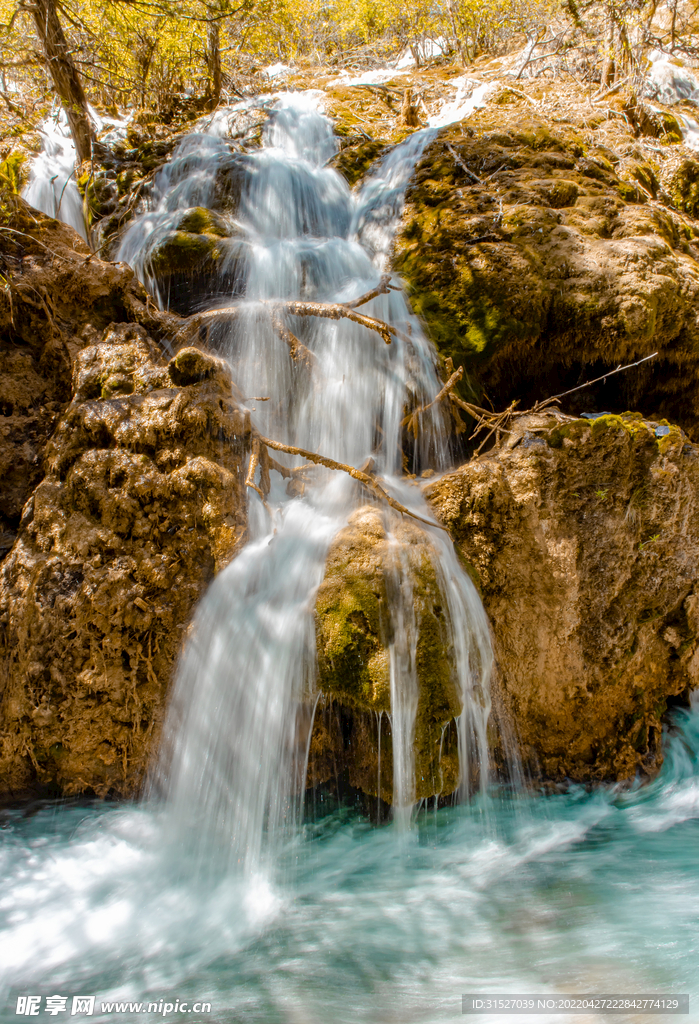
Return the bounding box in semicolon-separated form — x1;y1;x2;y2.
0;327;249;800
0;189;182;559
425;411;699;783
310;506;462;803
394;112;699;438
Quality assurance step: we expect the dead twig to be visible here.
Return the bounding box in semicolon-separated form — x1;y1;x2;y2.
402;365;464;437
344;273;397;308
548;351;658;400
447;350;661;456
446;143;483;185
269;311;316;367
256;433;447;532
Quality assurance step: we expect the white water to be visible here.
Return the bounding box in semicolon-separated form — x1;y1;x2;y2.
2;707;699;1021
23;108;87;240
22;106;130;242
119;91;494;872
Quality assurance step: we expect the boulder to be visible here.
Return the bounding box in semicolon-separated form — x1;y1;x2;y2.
0;328;250;800
425;411;699;783
394;111;699;438
0;188;181;562
310;506;463;804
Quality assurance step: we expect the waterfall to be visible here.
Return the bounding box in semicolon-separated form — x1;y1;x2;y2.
115;91;494;870
22;109;88;241
22;105;129;243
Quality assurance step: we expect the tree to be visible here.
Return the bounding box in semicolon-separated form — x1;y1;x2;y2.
20;0;94;162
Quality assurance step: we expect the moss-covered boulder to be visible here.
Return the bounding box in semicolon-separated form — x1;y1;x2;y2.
393;110;699;437
147;206;229;276
425;410;699;784
310;506;462;804
666;157;699;218
144;207;241;315
331;137;389;188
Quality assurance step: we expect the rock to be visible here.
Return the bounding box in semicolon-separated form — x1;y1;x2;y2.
309;506;462;803
0;188;182;561
425;411;699;783
0;327;250;801
331;137;389;188
666;156;699;217
393;111;699;439
143;206;248;316
624;98;683;143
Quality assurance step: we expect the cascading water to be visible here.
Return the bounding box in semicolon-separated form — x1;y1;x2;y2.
22;106;129;243
120;91;493;870
5;89;699;1024
22;109;88;241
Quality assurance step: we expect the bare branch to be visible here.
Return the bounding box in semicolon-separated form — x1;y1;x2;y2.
402;365;464;437
344;273;397;309
548;352;658;400
257;433;447;532
184;298;397;346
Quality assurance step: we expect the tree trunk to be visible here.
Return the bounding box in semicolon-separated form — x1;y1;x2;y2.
445;0;466;65
600;10;616;89
206;20;222;109
30;0;93;163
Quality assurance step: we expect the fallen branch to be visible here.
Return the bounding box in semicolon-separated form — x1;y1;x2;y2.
446;143;483;185
281;300;396;344
458;351;660;455
184;298;397;347
402;365;464;437
344;273;397;309
269;311;315;367
548;351;658;401
256;433;447;532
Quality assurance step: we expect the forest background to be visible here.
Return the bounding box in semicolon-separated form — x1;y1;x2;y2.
2;0;699;160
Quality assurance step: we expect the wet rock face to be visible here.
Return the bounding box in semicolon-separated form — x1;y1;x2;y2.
0;191;181;557
425;411;699;783
310;506;462;804
394;113;699;439
0;330;249;800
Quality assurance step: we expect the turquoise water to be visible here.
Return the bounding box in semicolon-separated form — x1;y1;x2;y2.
1;705;698;1024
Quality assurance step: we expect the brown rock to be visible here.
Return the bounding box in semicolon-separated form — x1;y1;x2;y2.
394;112;699;438
0;328;249;800
0;190;182;559
425;411;699;783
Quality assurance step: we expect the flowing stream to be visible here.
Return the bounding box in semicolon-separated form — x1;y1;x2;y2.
4;91;699;1022
118;91;493;872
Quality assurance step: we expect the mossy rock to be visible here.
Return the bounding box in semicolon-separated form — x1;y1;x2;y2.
0;152;27;194
332;138;389;188
146;210;229;278
314;506;462;802
393;111;699;438
175;207;228;237
667;158;699;217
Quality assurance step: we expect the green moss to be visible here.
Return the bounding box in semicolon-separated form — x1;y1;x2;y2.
147;231;222;277
316;559;390;711
315;515;465;800
0;152;27;194
667;158;699;218
546;419;590;448
455;545;481;593
396;246;541;401
333;138;389;188
175;207;228;236
617;181;644;203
